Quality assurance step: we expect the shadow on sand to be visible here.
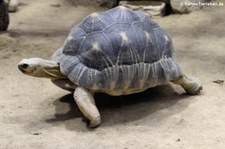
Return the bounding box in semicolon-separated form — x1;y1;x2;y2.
46;83;193;131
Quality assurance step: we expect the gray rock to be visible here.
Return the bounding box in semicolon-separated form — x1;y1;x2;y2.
0;0;9;31
97;0;117;8
170;0;208;13
8;0;19;12
119;1;167;16
97;0;211;14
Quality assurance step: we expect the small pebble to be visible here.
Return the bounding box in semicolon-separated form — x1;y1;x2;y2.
213;80;224;85
30;132;42;135
50;4;61;7
176;117;184;125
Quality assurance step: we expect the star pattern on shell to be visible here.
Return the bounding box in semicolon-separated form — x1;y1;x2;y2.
92;42;101;51
119;32;129;43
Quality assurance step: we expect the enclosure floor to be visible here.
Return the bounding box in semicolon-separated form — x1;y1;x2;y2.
0;0;225;148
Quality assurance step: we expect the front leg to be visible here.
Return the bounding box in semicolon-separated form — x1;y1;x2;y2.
74;87;101;128
171;75;202;95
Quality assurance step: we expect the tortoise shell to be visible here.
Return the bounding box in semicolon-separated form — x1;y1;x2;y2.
52;6;182;94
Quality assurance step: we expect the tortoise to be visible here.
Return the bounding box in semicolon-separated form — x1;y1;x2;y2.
18;6;202;128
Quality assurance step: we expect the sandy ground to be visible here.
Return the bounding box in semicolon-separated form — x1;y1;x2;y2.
0;0;225;148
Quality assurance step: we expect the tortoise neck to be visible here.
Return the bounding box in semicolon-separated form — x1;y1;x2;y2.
39;59;66;79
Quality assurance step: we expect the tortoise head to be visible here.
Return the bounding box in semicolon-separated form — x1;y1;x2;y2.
18;58;66;78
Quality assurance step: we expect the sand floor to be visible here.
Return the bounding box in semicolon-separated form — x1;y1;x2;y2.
0;0;225;148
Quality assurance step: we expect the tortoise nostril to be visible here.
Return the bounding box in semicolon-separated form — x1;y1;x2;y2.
19;64;29;70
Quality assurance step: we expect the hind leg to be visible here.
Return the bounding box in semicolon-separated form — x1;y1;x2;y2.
171;75;202;95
